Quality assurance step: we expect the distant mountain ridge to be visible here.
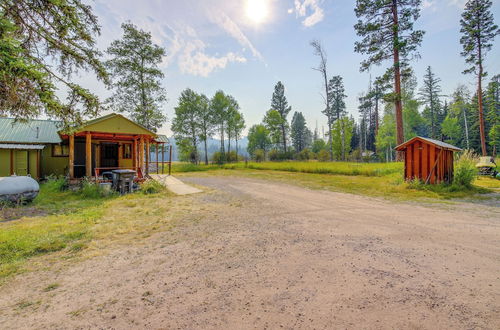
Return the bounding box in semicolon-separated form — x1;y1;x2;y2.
150;137;249;161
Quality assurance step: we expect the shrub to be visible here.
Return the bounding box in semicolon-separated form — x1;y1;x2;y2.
268;149;280;161
253;149;265;162
296;148;312;161
78;179;113;199
140;180;165;194
226;151;239;163
317;149;330;162
211;151;224;164
43;175;68;192
453;150;478;188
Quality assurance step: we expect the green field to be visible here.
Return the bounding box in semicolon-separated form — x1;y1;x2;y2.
173;161;499;201
171;161;403;176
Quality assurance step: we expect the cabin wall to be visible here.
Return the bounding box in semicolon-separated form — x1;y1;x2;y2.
0;149;40;178
41;145;68;177
0;149;11;176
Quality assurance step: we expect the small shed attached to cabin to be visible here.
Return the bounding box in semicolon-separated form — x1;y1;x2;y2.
395;137;462;184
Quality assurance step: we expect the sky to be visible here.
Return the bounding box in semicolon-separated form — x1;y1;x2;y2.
77;0;500;137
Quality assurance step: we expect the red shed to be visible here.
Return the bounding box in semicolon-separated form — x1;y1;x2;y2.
395;137;462;184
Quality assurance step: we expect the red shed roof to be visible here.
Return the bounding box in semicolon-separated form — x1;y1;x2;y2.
395;136;462;152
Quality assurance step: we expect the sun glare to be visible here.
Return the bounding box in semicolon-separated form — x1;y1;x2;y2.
246;0;269;24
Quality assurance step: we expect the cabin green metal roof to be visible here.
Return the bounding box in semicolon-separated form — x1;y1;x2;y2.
156;135;169;143
0;118;63;144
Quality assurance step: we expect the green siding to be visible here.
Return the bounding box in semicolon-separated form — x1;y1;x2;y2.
0;149;11;176
15;150;28;176
29;150;38;178
78;115;154;136
41;145;68;177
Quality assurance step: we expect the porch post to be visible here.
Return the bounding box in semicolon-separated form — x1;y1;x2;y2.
145;138;150;175
86;132;92;177
132;138;137;169
156;142;159;174
161;143;165;174
69;134;75;179
139;135;145;175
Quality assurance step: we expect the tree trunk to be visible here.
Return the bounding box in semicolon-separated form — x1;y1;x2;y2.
392;0;405;161
463;105;470;149
375;93;379;135
220;123;225;162
204;138;208;165
478;54;487;156
281;124;287;153
328;121;333;161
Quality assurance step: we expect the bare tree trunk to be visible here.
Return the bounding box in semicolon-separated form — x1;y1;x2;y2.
463;106;470;149
478;55;487;156
392;0;405;161
204;138;208;165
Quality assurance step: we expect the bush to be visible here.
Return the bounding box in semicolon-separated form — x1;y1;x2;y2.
78;179;111;198
268;150;294;161
139;180;165;194
212;151;224;164
253;149;265;162
317;149;330;162
43;175;68;192
226;151;239;163
453;150;478;188
296;148;312;161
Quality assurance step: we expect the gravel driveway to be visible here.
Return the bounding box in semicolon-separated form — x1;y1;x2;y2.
0;176;498;329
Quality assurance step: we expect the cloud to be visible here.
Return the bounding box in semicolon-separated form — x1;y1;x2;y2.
164;25;247;77
291;0;324;27
179;39;247;77
208;10;263;60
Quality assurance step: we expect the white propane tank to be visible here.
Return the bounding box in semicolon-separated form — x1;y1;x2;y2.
0;175;40;203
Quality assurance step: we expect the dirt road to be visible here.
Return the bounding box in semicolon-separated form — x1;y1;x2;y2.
0;176;499;329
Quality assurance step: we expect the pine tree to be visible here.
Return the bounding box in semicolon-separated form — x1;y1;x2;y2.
354;0;425;160
460;0;499;155
270;81;292;153
328;76;347;121
419;66;443;139
291;112;309;152
485;75;500;153
263;109;286;150
106;23;167;132
0;0;108;126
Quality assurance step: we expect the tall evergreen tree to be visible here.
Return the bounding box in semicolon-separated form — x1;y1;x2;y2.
291;112;309;152
270;81;292;152
328;76;347;121
460;0;499;155
485;75;499;153
354;0;425;160
106;23;167;132
0;0;108;126
419;66;443;139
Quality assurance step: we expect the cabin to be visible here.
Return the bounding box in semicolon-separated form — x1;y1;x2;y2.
395;136;462;184
0;113;169;180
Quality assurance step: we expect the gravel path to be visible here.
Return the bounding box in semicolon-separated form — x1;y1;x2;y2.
0;176;499;329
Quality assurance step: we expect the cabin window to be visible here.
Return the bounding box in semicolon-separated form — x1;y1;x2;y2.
123;143;132;159
52;144;69;157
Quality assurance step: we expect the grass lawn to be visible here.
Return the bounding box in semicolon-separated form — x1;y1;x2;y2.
173;161;500;202
0;181;190;281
